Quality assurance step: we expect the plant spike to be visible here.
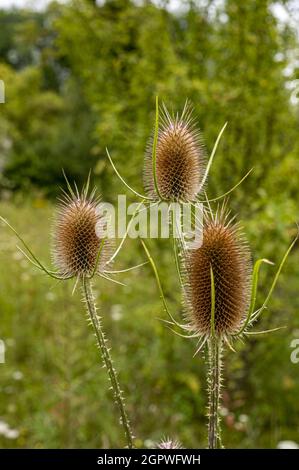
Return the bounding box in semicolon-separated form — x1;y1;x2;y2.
197;122;227;194
202;167;253;203
233;258;273;336
106;148;151;200
0;216;69;280
152;95;164;201
250;230;299;324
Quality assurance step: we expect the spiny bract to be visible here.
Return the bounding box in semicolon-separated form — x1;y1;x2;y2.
144;102;206;202
184;209;252;337
157;438;183;449
52;188;110;278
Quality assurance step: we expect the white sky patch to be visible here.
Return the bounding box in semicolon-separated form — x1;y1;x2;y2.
0;0;63;9
271;1;299;41
0;0;297;23
271;2;290;22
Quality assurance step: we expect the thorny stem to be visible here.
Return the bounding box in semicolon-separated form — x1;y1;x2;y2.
82;276;134;448
207;337;223;449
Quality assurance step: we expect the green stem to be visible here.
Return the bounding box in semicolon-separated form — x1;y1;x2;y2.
207;337;223;449
82;276;134;448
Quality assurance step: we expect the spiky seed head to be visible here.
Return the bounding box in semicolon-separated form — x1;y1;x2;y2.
52;188;111;278
184;209;252;337
144;102;206;202
157;438;183;449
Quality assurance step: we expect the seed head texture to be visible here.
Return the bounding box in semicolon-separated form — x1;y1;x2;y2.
144;103;206;202
184;211;252;336
53;193;110;278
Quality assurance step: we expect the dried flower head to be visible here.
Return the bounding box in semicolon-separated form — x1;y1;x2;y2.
184;208;252;337
144;102;206;202
157;438;183;449
52;185;111;278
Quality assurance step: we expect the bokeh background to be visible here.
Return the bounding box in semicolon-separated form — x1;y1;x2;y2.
0;0;299;449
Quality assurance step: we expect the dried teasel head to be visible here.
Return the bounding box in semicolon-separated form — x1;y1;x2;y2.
157;438;183;449
144;102;206;202
184;208;252;337
52;183;112;278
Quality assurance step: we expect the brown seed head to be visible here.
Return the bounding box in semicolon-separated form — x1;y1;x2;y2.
144;103;206;202
52;190;111;278
184;209;252;337
157;438;182;449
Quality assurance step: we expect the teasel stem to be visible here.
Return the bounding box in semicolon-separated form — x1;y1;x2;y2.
82;275;134;449
207;336;223;449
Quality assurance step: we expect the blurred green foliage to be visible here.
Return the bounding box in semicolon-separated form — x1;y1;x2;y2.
0;0;298;449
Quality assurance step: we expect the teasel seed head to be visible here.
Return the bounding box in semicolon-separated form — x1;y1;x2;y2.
157;438;183;449
52;186;111;278
144;102;206;202
184;208;252;337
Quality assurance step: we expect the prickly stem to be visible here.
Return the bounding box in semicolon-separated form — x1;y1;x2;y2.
207;337;223;449
82;276;134;448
